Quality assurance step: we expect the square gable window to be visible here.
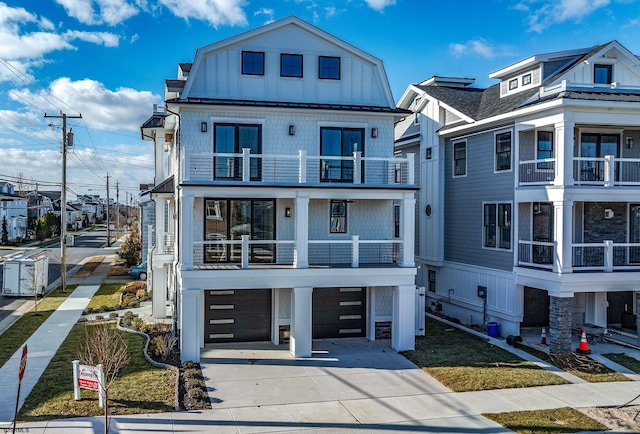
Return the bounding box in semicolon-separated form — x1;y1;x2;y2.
242;51;264;75
522;73;532;86
319;56;340;80
281;54;303;77
508;78;518;90
594;64;612;84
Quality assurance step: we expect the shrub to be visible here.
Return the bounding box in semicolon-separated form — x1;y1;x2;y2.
187;387;207;400
118;231;141;267
131;317;144;331
121;311;135;326
183;368;200;379
95;315;104;320
109;312;119;319
181;361;198;370
136;289;147;299
185;378;205;390
129;300;139;308
122;281;146;295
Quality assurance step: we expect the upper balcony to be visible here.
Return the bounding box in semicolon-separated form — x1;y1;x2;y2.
181;148;414;188
519;156;640;187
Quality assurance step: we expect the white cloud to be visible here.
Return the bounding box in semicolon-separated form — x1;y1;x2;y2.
517;0;611;32
12;78;160;132
364;0;396;11
158;0;248;28
449;39;513;59
55;0;139;26
64;30;120;47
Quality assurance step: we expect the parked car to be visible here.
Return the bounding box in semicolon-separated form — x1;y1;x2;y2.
129;262;147;280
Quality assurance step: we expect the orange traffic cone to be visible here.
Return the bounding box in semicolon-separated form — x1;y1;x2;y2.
540;327;547;345
576;329;591;354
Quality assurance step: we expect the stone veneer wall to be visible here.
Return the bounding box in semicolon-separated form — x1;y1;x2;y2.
549;296;573;354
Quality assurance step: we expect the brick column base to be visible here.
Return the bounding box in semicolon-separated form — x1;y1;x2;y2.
549;296;573;354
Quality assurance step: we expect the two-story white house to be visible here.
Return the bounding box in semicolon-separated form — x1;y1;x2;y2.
0;182;27;242
396;41;640;353
143;16;419;363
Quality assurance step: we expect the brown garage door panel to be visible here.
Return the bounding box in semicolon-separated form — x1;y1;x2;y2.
205;289;271;343
313;287;366;339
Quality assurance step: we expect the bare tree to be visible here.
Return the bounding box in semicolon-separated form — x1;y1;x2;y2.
15;171;25;196
25;261;40;314
77;322;130;434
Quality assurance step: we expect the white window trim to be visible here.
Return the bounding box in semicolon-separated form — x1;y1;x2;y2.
494;129;513;174
452;140;467;178
535;129;555;173
577;129;624;157
481;201;513;252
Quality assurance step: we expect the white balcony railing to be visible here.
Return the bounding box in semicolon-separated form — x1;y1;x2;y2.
191;236;403;269
518;158;556;185
518;240;555;270
573;241;640;271
519;156;640;187
181;148;414;186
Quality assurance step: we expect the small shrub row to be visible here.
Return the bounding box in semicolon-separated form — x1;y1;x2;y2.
181;361;209;402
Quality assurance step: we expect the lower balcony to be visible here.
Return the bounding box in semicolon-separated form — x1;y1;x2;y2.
191;236;403;269
518;240;640;272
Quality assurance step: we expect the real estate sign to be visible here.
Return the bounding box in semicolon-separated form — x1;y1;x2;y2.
72;360;104;407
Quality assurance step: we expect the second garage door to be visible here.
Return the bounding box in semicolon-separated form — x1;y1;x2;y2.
313;287;366;339
205;289;271;343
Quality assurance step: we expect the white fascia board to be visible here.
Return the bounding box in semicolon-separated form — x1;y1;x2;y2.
489;47;594;79
179;185;414;200
396;85;420;109
397;85;472;123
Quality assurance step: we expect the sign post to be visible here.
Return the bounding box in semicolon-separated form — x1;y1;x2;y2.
12;344;27;434
72;360;104;407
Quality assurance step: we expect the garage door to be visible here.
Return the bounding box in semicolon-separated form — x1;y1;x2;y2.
313;287;366;339
205;289;271;343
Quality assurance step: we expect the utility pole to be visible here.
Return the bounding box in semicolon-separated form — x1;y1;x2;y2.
45;112;81;293
106;174;111;247
116;180;120;240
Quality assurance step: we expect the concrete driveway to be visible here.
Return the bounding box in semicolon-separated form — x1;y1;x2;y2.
199;338;508;433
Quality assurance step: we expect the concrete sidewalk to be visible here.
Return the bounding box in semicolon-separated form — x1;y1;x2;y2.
0;256;114;426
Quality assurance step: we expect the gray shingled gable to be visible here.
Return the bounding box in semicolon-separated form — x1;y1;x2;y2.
415;85;484;119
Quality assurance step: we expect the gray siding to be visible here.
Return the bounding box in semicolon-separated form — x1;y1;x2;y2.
444;129;515;271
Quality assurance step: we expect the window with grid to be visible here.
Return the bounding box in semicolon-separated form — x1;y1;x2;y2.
330;200;347;233
242;51;264;75
281;53;302;77
318;56;340;79
453;141;466;176
483;203;511;250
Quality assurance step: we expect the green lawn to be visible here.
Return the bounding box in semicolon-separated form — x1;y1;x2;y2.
603;353;640;373
484;407;608;434
18;321;175;421
0;285;78;369
85;283;128;310
401;318;568;391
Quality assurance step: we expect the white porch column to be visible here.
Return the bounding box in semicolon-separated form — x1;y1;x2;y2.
554;118;575;187
401;192;416;267
181;193;194;270
155;198;165;251
553;200;573;274
152;266;167;319
179;288;202;363
293;194;309;268
392;285;415;351
290;286;313;358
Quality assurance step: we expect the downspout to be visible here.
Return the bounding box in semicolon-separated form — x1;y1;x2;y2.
165;104;181;337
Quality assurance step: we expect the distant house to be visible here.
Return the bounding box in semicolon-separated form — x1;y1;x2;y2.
395;41;640;353
0;182;27;242
25;191;55;220
142;16;419;363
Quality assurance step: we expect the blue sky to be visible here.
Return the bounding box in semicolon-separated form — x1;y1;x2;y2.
1;0;640;198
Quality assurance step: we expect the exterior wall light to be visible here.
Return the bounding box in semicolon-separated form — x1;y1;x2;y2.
371;127;378;138
201;122;207;133
288;125;295;136
285;207;292;217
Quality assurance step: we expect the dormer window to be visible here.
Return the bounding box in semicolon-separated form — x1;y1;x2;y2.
508;79;518;90
594;64;612;84
522;73;532;86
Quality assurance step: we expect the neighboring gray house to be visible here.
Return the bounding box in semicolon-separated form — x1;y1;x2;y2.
396;41;640;353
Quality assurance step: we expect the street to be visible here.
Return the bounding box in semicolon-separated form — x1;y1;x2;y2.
0;228;114;323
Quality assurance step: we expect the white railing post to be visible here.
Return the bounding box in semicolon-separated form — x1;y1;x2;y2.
241;235;250;268
604;155;614;187
407;153;415;185
182;147;190;182
604;240;614;272
181;194;194;270
351;235;359;267
354;151;362;184
242;148;251;182
298;150;307;183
